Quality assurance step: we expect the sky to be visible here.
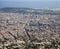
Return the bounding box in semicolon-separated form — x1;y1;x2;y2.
0;0;60;8
0;0;60;1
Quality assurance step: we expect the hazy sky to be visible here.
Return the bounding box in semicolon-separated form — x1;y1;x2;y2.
0;0;60;1
0;0;60;8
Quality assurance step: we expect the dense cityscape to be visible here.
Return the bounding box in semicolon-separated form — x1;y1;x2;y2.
0;8;60;49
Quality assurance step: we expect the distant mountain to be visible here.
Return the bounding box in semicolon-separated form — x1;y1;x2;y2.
0;7;60;15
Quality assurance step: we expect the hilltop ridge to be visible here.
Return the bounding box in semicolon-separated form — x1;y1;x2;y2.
0;7;60;15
